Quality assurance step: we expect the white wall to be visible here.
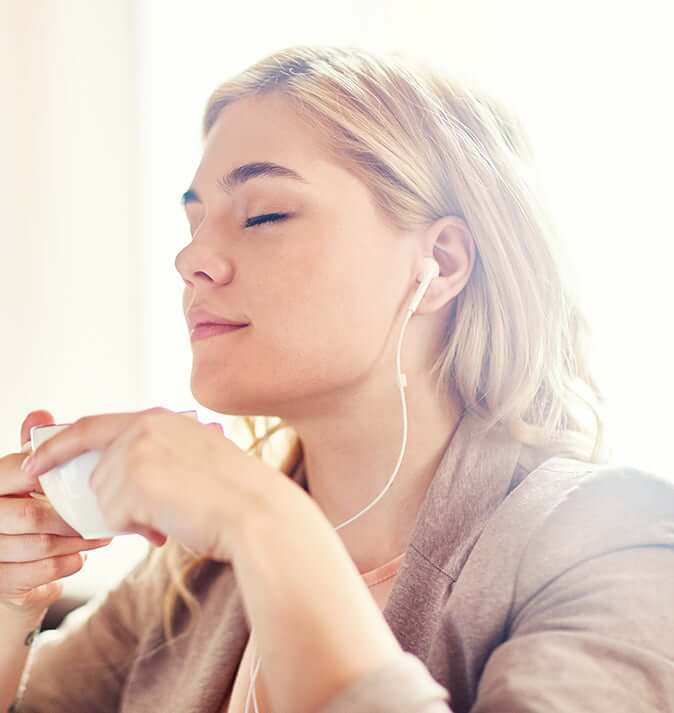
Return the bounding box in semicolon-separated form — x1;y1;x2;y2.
0;0;148;597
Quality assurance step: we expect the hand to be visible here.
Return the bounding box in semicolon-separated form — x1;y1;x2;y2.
0;410;112;619
22;407;284;561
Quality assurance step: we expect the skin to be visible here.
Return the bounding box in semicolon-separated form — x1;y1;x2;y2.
174;91;476;574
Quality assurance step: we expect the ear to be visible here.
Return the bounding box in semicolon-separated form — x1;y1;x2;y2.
414;216;476;315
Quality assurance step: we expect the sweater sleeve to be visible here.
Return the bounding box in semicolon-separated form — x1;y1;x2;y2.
470;466;674;712
318;466;674;713
14;546;166;713
318;651;452;713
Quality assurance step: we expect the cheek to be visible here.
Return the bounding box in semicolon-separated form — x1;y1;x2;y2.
190;227;400;412
262;274;394;391
259;235;398;375
190;301;386;416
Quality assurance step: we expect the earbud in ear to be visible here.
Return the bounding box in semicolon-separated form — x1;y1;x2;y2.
420;256;440;282
408;257;440;314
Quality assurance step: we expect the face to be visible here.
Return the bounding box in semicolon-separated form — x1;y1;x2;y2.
174;92;415;418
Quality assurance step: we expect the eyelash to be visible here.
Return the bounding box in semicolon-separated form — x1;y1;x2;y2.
245;212;289;228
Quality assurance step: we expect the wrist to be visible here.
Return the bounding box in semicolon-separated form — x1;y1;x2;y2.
230;462;310;566
0;600;47;631
0;604;47;646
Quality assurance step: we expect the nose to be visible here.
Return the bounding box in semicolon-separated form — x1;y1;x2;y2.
174;239;235;287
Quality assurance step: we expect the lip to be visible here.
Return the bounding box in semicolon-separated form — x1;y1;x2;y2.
190;323;248;342
187;306;250;331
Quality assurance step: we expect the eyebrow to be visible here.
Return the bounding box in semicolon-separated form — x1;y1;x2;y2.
180;162;308;206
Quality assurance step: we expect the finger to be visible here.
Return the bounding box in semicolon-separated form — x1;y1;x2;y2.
134;525;167;547
0;497;82;536
0;454;43;497
0;534;112;562
20;410;55;451
14;446;45;496
0;552;86;596
24;408;168;479
29;481;46;496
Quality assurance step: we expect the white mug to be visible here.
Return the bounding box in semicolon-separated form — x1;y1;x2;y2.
29;410;199;539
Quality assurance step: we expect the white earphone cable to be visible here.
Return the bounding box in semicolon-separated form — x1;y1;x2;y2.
244;260;437;712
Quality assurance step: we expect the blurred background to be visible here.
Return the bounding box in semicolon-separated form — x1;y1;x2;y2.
1;0;672;623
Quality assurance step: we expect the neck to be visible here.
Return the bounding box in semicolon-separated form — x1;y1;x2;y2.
287;380;464;574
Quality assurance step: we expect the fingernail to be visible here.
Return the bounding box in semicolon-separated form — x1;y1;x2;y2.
20;455;34;473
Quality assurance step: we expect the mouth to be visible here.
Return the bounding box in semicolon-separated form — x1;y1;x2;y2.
190;323;248;342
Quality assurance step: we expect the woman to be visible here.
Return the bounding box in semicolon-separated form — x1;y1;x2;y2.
1;46;673;713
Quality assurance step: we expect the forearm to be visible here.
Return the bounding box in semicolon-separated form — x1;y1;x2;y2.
232;480;403;713
0;607;45;712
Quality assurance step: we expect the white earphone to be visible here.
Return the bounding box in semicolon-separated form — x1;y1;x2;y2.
409;256;441;313
245;256;440;713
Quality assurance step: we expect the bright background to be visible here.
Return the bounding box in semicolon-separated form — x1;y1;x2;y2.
2;0;672;599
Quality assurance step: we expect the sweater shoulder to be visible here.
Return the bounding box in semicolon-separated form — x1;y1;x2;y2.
505;459;674;608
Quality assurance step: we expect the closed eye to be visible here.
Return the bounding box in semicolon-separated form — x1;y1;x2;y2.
245;212;290;228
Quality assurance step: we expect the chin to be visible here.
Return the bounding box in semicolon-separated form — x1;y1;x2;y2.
189;380;253;416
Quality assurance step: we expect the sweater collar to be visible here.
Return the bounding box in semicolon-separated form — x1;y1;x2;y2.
289;409;523;579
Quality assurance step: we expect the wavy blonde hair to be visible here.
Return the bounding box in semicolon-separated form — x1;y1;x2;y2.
158;45;607;645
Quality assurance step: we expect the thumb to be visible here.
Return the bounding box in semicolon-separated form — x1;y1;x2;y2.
20;410;55;451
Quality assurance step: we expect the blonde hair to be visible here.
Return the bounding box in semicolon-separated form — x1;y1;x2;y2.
159;45;607;645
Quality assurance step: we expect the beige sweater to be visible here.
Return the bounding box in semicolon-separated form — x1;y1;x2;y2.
14;411;674;712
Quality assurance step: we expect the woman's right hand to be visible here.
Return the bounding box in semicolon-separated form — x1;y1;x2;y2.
0;410;113;619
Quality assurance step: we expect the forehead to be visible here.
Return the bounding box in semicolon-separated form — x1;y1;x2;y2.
196;94;327;181
185;92;370;210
